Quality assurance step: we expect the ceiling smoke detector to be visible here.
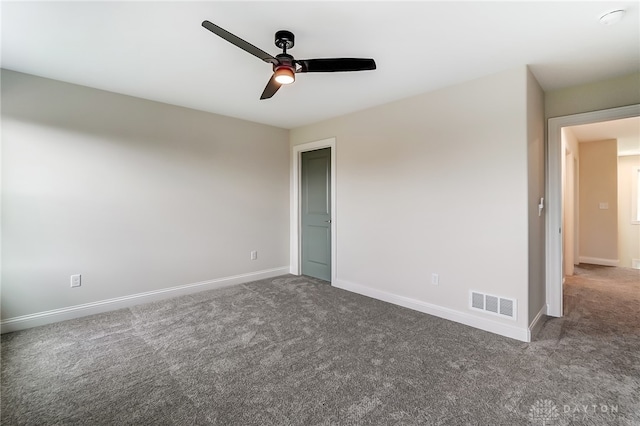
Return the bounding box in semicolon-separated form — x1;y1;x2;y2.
598;9;626;25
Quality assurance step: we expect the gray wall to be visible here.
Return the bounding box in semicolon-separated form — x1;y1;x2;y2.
526;68;546;324
291;67;535;332
545;72;640;119
6;66;633;336
1;70;290;320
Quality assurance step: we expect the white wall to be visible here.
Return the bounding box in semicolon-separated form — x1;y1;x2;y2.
618;154;640;268
1;70;290;323
561;127;580;276
562;127;580;157
291;67;535;338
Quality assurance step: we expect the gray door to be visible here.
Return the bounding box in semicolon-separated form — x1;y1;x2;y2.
301;148;331;281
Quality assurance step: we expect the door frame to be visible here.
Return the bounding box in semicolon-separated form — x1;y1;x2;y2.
546;104;640;317
562;148;578;277
291;137;337;282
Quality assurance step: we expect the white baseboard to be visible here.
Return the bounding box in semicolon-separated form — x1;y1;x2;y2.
333;279;530;342
528;304;547;341
578;257;619;267
1;267;289;334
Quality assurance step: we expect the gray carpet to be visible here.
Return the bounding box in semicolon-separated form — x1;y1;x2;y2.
2;267;639;425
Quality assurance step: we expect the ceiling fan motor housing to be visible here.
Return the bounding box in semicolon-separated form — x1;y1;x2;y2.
275;53;294;68
275;30;294;50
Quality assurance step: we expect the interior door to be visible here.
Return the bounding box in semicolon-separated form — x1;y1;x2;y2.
301;148;331;281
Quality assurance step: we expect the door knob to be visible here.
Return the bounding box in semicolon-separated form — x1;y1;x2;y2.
325;220;332;223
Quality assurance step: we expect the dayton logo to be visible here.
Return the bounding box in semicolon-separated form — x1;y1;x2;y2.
529;399;560;425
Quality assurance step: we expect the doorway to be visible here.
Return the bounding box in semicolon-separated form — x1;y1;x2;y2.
301;148;332;281
290;138;337;283
546;104;640;317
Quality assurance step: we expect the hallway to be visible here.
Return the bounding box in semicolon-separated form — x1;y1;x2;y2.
563;263;640;332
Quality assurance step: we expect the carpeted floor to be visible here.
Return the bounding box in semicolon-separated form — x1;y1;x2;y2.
1;266;639;425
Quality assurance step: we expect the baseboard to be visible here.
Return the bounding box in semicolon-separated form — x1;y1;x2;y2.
1;267;289;334
578;256;619;267
527;304;547;341
333;279;530;342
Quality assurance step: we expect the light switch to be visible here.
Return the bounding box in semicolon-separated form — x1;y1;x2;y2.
599;202;609;210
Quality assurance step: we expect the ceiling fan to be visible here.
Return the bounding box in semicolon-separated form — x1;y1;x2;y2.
202;20;377;100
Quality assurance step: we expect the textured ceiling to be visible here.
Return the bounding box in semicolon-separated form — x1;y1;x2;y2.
2;1;639;129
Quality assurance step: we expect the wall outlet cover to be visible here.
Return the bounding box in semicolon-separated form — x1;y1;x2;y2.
70;274;81;288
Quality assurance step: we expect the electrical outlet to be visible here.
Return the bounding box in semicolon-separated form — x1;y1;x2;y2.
431;273;439;285
250;251;257;260
70;274;81;288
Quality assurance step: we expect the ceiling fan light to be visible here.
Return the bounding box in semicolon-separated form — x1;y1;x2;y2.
274;67;295;85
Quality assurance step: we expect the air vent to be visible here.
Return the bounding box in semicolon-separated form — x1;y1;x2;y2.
500;298;514;317
485;295;499;313
470;291;516;320
471;292;484;310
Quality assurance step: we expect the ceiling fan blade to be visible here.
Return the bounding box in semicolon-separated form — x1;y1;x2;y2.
260;74;281;100
202;20;278;65
296;58;376;73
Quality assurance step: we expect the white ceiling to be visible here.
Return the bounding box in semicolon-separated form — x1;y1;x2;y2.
569;116;640;154
2;1;639;129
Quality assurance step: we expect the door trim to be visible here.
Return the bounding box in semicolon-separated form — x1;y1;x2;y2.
546;104;640;317
291;138;337;282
